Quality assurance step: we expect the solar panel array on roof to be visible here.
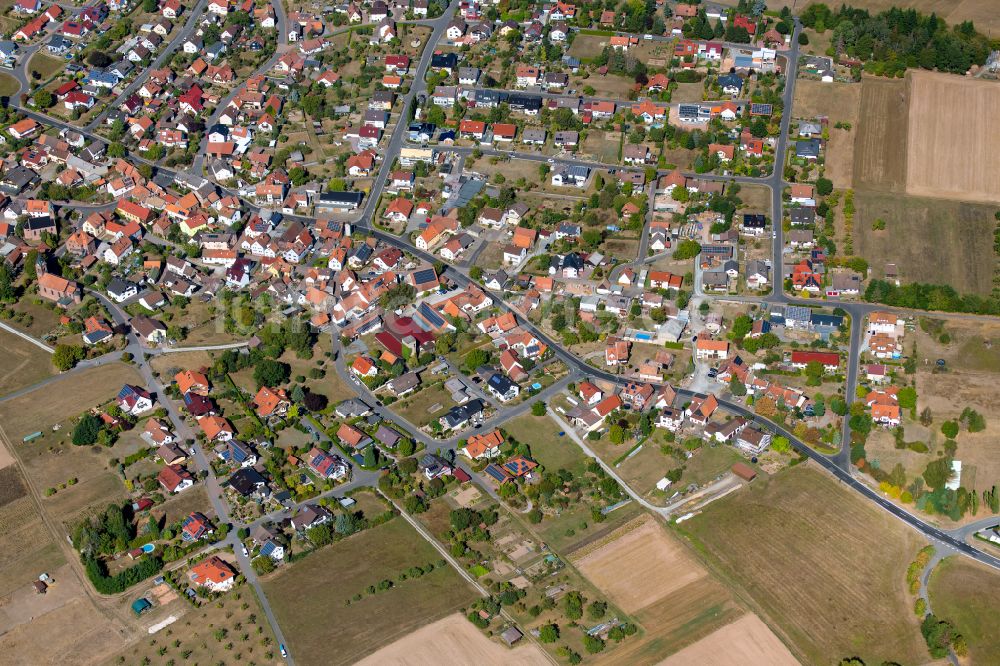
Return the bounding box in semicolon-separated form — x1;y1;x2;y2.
811;313;844;328
785;305;812;322
447;178;485;210
418;301;445;328
484;464;510;482
412;268;436;284
230;440;251;462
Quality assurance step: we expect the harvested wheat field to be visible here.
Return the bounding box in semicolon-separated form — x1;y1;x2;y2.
572;516;706;613
659;614;799;666
356;613;549;666
905;71;1000;203
853;76;909;192
0;434;14;470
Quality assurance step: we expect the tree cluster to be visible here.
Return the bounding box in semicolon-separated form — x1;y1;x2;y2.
865;280;1000;316
801;4;991;75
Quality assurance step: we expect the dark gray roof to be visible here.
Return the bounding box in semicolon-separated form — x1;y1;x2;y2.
411;268;437;285
107;278;136;297
789;207;816;224
227;467;267;496
443;399;484;427
430;52;457;68
488;373;514;393
796;138;822;158
718;73;744;89
318;191;364;206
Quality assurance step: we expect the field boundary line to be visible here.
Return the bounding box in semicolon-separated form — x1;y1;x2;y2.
0;419;117;622
668;461;863;666
335;603;472;666
565;514;653;561
0;321;54;354
381;491;561;666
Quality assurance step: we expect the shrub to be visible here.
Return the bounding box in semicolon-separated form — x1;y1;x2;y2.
72;414;102;446
672;239;701;260
583;635;605;653
538;623;559;643
83;555;162;594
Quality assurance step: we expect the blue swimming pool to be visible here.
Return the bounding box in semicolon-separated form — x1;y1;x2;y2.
141;543;155;553
634;333;653;341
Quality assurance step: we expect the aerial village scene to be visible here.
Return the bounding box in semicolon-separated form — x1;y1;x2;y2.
0;0;1000;663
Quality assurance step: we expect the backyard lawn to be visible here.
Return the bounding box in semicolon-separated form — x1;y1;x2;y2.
391;382;454;428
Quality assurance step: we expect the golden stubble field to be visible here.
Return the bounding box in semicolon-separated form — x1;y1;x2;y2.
568;516;793;665
573;518;708;613
356;613;550;666
659;614;800;666
855;71;1000;204
904;71;1000;203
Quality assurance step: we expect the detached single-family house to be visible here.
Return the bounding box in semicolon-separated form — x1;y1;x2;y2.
117;384;155;415
158;464;194;493
460;429;503;460
189;556;237;592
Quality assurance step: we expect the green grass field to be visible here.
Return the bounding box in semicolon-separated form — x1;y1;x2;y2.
263;518;477;665
503;414;580;470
